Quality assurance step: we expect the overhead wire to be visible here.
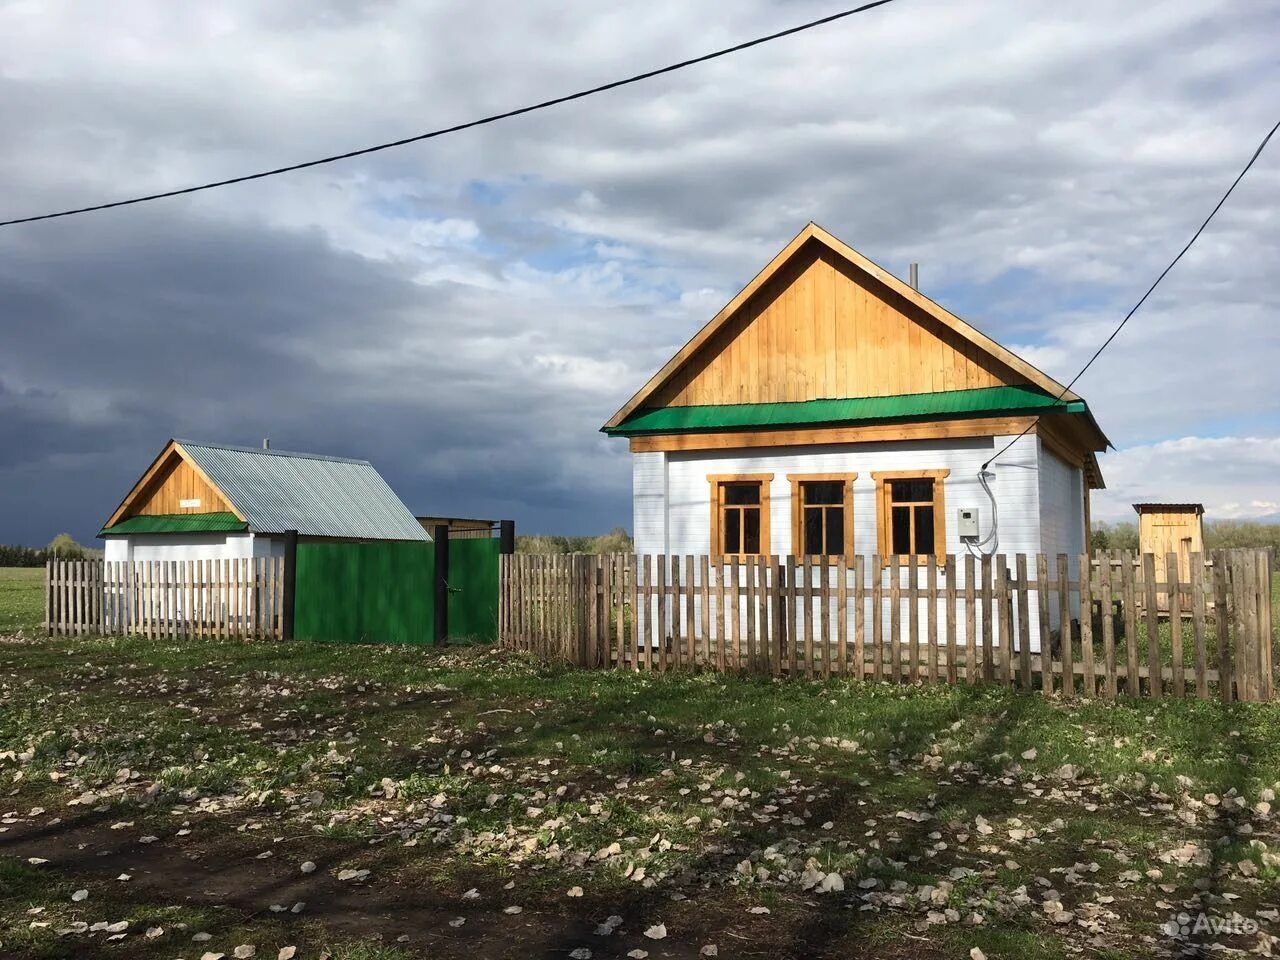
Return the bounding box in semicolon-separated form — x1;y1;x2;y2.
0;0;903;228
982;116;1280;472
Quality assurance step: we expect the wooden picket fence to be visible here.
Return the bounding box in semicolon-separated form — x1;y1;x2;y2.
45;558;285;639
499;549;1276;702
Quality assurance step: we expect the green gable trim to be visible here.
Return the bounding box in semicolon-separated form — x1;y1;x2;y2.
99;512;249;537
604;385;1087;436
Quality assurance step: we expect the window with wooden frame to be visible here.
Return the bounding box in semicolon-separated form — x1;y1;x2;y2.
787;473;856;561
708;474;773;559
872;470;949;562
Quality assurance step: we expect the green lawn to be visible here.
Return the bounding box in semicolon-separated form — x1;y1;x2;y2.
1;569;1278;957
0;567;43;635
0;628;1277;959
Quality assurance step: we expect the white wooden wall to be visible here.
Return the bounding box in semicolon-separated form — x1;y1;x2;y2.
102;532;284;563
628;434;1091;651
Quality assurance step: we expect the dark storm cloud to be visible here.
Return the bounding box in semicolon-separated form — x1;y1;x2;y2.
0;0;1278;542
0;206;633;544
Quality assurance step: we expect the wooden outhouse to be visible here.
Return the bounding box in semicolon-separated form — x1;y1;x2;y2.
1134;503;1205;589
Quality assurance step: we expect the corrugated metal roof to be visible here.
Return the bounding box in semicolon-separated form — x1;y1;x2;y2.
100;512;248;536
604;385;1088;436
176;441;431;541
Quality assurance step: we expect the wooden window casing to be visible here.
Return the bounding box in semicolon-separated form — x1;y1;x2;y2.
872;469;949;564
708;474;773;560
787;473;856;562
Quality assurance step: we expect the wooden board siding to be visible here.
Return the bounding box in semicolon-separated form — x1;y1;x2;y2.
648;241;1025;409
627;415;1039;453
604;223;1098;434
133;456;235;517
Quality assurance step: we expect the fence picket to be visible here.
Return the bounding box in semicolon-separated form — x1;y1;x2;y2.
717;558;729;672
1058;555;1074;699
1079;554;1095;697
908;559;919;683
871;555;883;681
1189;552;1206;698
820;558;831;678
700;555;710;667
1099;553;1117;698
996;560;1010;686
768;557;782;675
964;555;976;684
786;556;798;675
1015;555;1031;690
1257;550;1273;700
926;556;938;683
1122;552;1139;697
1212;552;1232;701
946;556;958;685
729;557;741;671
1143;553;1161;697
854;556;867;678
980;557;993;682
1036;554;1052;694
889;556;902;682
802;555;814;678
837;556;849;676
1166;551;1184;697
759;556;771;673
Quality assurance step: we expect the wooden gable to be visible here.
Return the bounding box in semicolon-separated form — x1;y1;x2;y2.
606;222;1081;427
102;440;241;529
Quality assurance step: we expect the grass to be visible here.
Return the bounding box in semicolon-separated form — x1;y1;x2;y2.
0;569;1278;958
0;568;43;635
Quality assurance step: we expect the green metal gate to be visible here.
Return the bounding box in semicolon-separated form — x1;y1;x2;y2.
294;540;434;645
447;537;500;642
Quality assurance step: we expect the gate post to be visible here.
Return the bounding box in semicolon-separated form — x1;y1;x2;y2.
281;530;298;641
499;519;515;555
433;524;450;645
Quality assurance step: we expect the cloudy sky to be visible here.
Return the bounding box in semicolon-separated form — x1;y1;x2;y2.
1;0;1277;546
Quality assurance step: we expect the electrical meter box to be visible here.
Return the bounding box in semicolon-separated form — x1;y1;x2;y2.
958;507;980;539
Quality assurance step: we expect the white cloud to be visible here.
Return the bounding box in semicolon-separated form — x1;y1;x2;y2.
1095;437;1280;522
0;0;1277;541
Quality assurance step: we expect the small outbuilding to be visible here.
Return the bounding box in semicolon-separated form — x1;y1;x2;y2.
1134;502;1205;587
99;439;430;562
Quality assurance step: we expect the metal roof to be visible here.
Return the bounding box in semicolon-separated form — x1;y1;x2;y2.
175;440;431;541
604;385;1089;436
1133;503;1205;515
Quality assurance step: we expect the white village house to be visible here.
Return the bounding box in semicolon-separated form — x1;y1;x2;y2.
603;223;1110;640
99;439;430;563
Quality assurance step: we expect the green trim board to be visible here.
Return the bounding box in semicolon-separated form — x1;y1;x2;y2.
603;385;1088;436
99;512;248;536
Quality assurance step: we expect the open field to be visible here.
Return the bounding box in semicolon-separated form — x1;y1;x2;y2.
0;568;43;636
0;628;1278;960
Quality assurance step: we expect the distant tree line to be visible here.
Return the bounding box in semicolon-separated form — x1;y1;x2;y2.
1092;519;1280;553
516;528;634;555
0;534;100;567
515;522;1280;557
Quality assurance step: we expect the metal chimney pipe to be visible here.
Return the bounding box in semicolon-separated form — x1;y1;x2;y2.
263;438;270;450
909;263;919;291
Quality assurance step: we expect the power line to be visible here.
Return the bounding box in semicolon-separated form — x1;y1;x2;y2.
983;116;1280;471
0;0;902;228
